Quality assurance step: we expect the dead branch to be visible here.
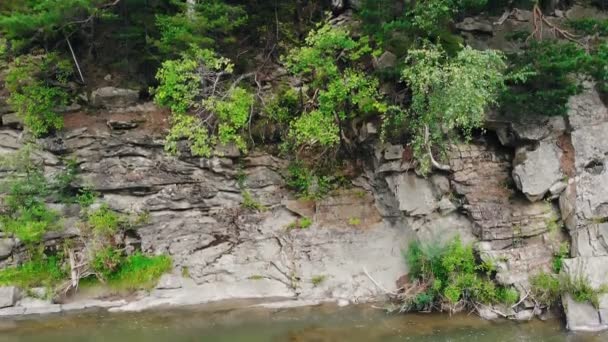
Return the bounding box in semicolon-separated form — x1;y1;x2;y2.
424;125;451;171
363;267;398;296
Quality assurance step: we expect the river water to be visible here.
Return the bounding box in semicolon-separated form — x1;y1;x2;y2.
0;303;607;342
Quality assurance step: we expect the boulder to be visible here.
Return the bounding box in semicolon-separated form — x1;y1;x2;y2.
375;51;397;70
561;257;608;331
563;294;608;331
107;119;139;130
383;144;403;161
455;17;494;34
1;113;23;129
90;87;139;109
512;141;564;202
385;173;438;216
0;238;14;260
0;287;20;308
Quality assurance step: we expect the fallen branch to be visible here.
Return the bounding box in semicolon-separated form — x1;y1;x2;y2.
363;267;397;296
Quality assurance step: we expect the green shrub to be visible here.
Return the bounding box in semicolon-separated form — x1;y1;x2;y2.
287;217;313;230
286;162;332;200
568;18;608;36
1;203;59;244
530;272;561;306
552;242;570;273
153;0;247;56
107;253;172;290
0;254;65;289
283;23;387;151
5;53;72;137
87;205;123;237
91;247;123;280
501;41;589;117
403;237;518;310
155;47;254;157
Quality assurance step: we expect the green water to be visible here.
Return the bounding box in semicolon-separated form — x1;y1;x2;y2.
0;304;606;342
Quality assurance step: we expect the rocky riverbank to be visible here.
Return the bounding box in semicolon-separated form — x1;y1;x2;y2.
0;80;605;330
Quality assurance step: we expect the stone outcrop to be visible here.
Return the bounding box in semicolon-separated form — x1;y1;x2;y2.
512;141;564;202
0;286;19;309
90;87;139;109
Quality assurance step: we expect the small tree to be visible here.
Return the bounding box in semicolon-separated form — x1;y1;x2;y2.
284;23;387;152
154;46;254;157
400;44;508;174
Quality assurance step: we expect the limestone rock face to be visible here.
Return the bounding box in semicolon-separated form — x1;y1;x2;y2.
512;141;564;202
564;86;608;259
561;257;608;331
0;287;19;309
385;173;438;216
90;87;139;109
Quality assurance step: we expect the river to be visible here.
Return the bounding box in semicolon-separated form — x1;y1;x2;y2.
0;303;606;342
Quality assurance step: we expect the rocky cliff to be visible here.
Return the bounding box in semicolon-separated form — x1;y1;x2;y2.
0;80;605;330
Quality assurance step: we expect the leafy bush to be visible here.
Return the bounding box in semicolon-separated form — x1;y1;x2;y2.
568;18;608;36
91;246;123;280
284;23;387;151
286;162;332;199
0;254;65;288
87;204;124;238
403;237;518;311
399;44;508;174
501;41;594;117
154;0;247;56
5;53;72;136
1;203;59;244
155;47;254;157
0;0;101;51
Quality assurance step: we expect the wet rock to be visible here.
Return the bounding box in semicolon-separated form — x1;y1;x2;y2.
90;87;139;109
477;305;499;320
0;287;20;308
512;141;563;202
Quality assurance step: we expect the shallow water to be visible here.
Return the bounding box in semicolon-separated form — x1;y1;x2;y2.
0;303;607;342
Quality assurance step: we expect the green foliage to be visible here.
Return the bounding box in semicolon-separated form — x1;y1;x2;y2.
359;0;486;50
287;217;312;230
501;40;591;115
154;0;247;56
2;203;59;244
404;237;518;311
530;272;561;307
400;44;508;174
107;253;172;290
284;23;387;150
155;47;253;157
552;242;570;273
87;204;124;238
568;18;608;36
91;246;123;280
0;0;100;51
5;53;72;136
0;253;65;288
286;162;332;200
311;275;326;286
